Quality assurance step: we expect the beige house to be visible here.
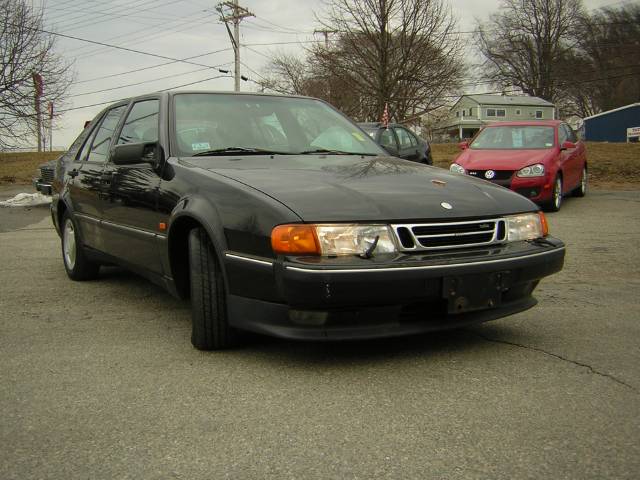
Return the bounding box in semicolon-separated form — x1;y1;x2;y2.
442;94;556;140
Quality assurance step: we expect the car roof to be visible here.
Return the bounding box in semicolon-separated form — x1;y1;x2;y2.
357;122;401;129
484;120;562;127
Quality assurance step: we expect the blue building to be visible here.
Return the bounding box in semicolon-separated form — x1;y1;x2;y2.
584;103;640;142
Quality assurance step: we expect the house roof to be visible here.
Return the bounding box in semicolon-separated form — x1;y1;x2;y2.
583;103;640;121
462;94;554;107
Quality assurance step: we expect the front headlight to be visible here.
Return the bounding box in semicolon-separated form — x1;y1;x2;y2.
505;212;548;241
272;224;398;256
517;163;545;177
449;163;465;174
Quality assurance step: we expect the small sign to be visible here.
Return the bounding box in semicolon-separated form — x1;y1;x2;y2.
627;127;640;142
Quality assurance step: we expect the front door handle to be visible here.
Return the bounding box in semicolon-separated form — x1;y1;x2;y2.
68;169;79;178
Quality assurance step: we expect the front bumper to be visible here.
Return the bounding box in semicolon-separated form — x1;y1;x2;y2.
223;238;565;340
32;178;52;195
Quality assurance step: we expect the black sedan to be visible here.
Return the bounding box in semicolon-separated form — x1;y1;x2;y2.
50;92;564;350
358;122;433;164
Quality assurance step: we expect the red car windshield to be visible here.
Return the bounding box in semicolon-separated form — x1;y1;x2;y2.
471;126;555;150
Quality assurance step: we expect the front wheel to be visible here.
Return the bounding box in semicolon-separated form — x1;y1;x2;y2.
573;167;587;197
545;175;563;212
188;228;237;350
61;212;100;280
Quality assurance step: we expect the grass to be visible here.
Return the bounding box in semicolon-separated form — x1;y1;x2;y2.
0;151;64;185
1;143;638;188
432;142;640;189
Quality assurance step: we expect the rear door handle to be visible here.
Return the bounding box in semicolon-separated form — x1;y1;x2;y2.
68;169;79;178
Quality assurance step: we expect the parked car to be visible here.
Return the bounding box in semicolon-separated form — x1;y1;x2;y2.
33;159;57;195
358;122;433;164
450;121;587;211
50;92;565;350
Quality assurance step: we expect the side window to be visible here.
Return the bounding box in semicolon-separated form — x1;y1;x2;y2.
117;100;159;145
558;125;568;145
564;124;577;143
407;130;418;147
394;128;413;149
487;109;496;117
76;119;102;162
86;105;127;163
536;110;544;119
496;109;506;117
379;128;398;150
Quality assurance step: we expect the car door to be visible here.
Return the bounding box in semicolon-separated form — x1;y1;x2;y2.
558;124;579;190
99;98;165;274
393;126;420;161
66;105;128;251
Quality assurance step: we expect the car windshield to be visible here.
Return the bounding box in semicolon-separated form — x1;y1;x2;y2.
172;93;384;157
471;126;555;150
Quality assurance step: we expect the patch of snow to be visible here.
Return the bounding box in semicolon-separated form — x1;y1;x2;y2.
0;192;52;207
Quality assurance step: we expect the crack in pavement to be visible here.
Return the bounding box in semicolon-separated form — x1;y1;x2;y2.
472;332;638;393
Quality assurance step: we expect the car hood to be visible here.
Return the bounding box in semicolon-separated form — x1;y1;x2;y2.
455;149;554;171
184;155;537;222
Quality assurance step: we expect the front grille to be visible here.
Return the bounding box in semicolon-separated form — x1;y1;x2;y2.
467;170;513;188
40;166;54;183
392;218;507;252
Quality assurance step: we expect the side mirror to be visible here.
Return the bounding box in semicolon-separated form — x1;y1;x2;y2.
459;141;469;150
111;142;159;166
561;141;576;151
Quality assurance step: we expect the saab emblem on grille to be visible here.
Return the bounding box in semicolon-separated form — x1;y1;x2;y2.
440;202;453;210
485;170;496;179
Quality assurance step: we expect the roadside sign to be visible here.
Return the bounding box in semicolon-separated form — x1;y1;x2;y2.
627;127;640;142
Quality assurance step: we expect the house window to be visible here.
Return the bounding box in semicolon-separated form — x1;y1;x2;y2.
469;107;473;116
515;109;521;115
496;109;506;117
536;110;543;119
487;109;496;117
456;111;460;117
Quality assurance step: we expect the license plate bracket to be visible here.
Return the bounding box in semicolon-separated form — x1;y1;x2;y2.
443;272;510;314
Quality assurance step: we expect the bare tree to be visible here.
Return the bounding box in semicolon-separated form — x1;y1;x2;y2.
260;0;465;123
561;3;640;116
476;0;584;103
0;0;73;150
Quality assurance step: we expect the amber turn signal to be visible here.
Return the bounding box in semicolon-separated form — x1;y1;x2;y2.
271;224;321;254
538;211;549;236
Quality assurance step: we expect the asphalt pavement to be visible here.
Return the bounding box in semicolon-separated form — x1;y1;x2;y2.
1;186;638;479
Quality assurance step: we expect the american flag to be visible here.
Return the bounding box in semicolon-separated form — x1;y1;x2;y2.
380;103;389;127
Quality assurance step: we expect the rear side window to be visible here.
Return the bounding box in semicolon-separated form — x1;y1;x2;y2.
394;127;413;148
117;100;159;144
86;105;127;163
379;128;397;150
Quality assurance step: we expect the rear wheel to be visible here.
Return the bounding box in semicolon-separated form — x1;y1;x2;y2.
61;212;100;280
573;167;587;197
188;228;236;350
545;175;563;212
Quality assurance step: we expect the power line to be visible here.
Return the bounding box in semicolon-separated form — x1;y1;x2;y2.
72;49;233;85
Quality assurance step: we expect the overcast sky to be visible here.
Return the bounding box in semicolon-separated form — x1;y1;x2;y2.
38;0;626;148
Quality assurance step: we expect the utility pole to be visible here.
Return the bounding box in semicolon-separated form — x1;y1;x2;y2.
32;72;43;152
217;1;253;92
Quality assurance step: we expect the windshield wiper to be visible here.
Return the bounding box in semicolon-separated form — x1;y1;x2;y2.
192;147;288;156
297;148;378;156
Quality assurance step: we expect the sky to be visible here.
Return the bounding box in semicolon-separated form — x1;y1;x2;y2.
34;0;627;148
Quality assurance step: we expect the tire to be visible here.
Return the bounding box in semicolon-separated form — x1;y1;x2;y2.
573;167;587;197
61;211;100;281
188;228;236;350
545;175;563;212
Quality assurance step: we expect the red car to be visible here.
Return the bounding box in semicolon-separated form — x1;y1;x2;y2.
450;121;587;211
